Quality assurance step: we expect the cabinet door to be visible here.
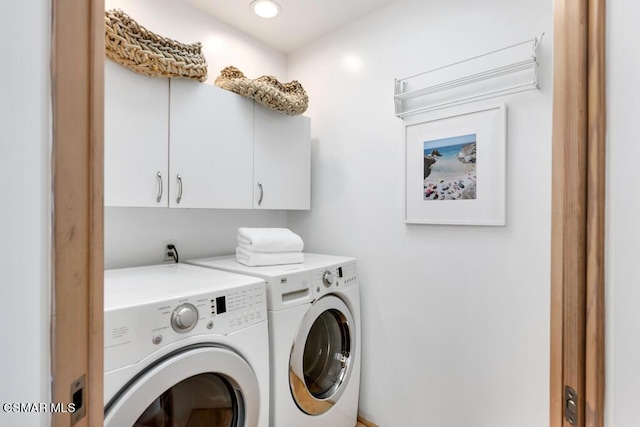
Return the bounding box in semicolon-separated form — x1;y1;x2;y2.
253;106;311;210
104;60;169;207
169;80;253;209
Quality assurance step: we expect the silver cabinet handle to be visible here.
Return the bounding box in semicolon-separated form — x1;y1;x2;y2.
258;182;264;206
176;174;183;204
156;171;163;203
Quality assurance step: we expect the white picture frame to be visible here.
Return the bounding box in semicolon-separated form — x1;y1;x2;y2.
404;103;507;225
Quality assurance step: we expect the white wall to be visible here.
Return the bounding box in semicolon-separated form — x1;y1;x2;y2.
104;0;290;269
605;1;640;425
0;2;51;427
105;208;287;269
287;0;552;425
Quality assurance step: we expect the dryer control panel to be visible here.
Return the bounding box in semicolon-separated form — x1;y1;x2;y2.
311;260;359;299
104;281;266;372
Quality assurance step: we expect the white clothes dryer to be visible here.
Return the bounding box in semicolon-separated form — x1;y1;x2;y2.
104;263;270;427
187;254;361;427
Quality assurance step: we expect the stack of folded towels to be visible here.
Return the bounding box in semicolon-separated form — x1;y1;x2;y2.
236;227;304;267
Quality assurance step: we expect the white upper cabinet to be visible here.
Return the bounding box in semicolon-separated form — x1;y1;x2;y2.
253;107;311;210
169;80;254;209
104;62;311;210
104;60;169;207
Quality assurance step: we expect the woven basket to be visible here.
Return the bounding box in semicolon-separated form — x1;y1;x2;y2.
215;66;309;116
105;9;207;81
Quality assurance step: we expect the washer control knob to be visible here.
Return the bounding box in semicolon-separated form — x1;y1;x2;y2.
322;270;334;287
171;303;198;333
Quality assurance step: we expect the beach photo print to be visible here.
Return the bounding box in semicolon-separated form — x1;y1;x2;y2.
423;133;477;201
404;103;506;225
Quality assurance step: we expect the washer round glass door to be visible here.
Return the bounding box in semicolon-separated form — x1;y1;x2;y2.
289;295;355;415
105;345;259;427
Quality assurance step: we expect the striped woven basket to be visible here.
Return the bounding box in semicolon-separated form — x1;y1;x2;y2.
105;9;208;81
215;66;309;116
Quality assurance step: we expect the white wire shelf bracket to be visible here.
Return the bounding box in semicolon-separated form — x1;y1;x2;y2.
394;34;544;118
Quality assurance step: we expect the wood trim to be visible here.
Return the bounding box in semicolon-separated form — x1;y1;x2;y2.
357;415;380;427
549;1;568;416
551;1;606;427
51;0;104;426
585;0;606;426
88;0;106;425
551;0;589;426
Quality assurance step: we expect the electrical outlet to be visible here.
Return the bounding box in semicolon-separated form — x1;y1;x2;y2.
163;239;177;263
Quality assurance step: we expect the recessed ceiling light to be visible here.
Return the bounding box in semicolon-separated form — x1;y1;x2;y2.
251;0;281;19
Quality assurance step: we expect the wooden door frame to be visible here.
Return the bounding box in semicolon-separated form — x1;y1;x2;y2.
550;1;606;427
51;0;104;426
49;1;605;427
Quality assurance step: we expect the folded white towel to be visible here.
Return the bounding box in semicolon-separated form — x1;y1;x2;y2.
236;247;304;267
237;228;304;253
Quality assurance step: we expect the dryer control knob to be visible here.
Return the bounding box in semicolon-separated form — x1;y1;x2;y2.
171;303;198;333
322;270;334;287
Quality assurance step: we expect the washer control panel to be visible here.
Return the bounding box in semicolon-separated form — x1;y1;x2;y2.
105;281;266;371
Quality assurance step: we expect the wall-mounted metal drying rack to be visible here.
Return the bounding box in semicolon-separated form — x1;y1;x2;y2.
394;34;544;118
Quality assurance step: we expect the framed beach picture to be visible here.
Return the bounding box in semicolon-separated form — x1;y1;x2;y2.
403;103;507;225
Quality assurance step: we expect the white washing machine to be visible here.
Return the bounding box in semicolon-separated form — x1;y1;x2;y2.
104;263;270;427
187;253;361;427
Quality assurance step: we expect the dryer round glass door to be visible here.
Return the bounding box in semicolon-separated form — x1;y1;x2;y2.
289;295;355;415
135;373;235;426
105;345;260;427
